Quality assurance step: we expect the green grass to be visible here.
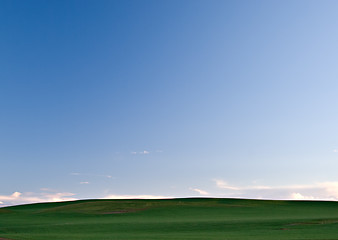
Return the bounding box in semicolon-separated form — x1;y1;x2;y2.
1;198;338;240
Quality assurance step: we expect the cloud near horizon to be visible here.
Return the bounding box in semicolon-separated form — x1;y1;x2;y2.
3;181;338;207
214;180;338;200
190;188;209;196
103;194;173;199
0;191;77;207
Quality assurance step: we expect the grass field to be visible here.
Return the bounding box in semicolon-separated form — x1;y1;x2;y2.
1;198;338;240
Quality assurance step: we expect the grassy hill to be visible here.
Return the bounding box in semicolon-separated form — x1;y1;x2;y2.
1;198;338;240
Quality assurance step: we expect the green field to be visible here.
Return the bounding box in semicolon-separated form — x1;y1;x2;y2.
1;198;338;240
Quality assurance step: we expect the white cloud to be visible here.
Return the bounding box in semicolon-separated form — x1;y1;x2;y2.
0;201;3;204
0;191;77;207
214;180;338;201
80;182;89;184
71;172;113;179
333;149;338;153
40;188;54;192
190;188;209;196
291;193;315;200
214;180;240;190
131;150;150;155
138;150;150;154
103;194;172;199
12;192;21;198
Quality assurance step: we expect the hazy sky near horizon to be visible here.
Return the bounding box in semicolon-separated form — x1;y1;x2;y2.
1;0;338;206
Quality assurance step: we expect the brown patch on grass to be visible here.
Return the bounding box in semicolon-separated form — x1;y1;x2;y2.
102;208;148;214
289;219;338;226
102;210;130;214
288;222;312;226
0;209;12;213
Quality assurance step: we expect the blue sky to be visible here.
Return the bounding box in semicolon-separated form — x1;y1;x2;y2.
1;0;338;206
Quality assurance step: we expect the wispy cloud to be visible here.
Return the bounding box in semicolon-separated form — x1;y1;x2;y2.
70;173;112;179
40;188;55;192
131;150;150;155
291;193;315;200
214;180;241;190
190;188;209;196
80;182;89;184
0;191;77;207
103;194;172;199
214;179;338;200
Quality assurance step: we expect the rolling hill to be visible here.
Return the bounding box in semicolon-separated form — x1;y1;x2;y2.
1;198;338;240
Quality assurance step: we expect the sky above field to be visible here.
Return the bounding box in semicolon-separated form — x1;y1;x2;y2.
1;0;338;206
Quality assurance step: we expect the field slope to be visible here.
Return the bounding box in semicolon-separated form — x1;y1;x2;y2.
1;198;338;240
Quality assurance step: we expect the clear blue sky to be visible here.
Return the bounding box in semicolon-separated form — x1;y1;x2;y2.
1;0;338;205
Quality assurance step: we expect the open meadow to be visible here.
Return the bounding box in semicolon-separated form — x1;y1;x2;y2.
1;198;338;240
3;1;338;239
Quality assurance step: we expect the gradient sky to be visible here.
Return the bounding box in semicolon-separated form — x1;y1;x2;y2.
1;0;338;206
